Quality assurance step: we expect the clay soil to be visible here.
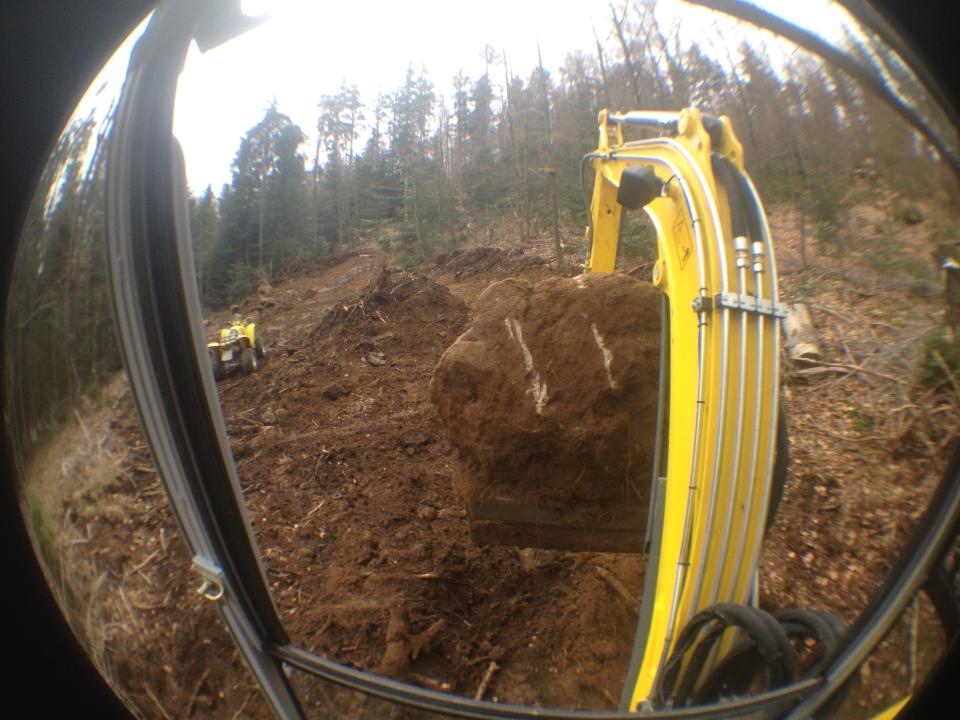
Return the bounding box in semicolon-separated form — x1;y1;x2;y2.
219;249;647;712
23;196;960;719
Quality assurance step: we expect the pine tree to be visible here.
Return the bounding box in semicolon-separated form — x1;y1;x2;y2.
189;185;219;301
207;103;309;306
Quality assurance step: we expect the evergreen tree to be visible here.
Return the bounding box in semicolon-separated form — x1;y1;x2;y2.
206;103;309;306
189;185;218;300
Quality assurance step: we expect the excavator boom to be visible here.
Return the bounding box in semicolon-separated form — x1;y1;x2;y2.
586;107;784;706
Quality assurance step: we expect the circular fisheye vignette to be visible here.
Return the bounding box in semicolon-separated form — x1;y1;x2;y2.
28;1;960;720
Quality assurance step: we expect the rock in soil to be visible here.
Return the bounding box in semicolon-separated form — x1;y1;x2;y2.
431;272;661;552
321;381;354;400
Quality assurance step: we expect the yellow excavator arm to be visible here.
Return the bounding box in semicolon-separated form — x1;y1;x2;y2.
586;107;785;707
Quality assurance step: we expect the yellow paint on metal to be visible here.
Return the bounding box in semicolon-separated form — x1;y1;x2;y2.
586;108;782;706
870;697;910;720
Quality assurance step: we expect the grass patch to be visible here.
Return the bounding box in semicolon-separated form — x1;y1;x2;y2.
618;213;657;263
864;235;934;281
917;327;960;388
24;488;61;589
850;408;877;433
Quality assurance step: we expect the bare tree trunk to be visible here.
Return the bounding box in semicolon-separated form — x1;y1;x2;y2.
347;112;358;223
502;51;529;242
333;137;345;248
437;103;452;179
538;44;562;263
411;173;424;258
258;186;265;268
798;210;809;270
312;135;321;249
714;22;759;152
521;106;531;243
638;28;669;106
778;58;813;272
592;26;612;109
610;2;642;105
647;10;686;104
551;170;562;263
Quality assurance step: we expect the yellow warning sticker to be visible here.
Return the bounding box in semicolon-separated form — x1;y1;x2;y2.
673;209;693;269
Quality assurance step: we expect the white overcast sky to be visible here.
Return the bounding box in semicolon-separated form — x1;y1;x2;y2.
69;1;854;195
173;0;620;192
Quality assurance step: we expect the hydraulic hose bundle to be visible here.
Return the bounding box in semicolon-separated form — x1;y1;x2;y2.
653;603;848;708
585;108;791;707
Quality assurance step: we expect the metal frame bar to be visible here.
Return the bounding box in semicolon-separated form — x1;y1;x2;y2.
104;2;304;717
98;1;960;718
272;643;819;720
686;0;960;177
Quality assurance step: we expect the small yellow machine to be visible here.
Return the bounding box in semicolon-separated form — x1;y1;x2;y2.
207;310;264;380
585;108;797;709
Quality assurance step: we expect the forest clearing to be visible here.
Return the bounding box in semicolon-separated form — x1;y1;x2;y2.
25;181;959;717
7;1;960;718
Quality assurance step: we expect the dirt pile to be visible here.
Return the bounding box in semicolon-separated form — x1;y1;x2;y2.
314;265;469;341
45;233;956;716
217;255;646;709
435;246;549;277
431;272;662;552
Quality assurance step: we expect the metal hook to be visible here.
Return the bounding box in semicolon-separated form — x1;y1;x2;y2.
197;578;224;602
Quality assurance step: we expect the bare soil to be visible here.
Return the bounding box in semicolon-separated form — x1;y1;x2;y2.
22;196;960;718
219;248;645;711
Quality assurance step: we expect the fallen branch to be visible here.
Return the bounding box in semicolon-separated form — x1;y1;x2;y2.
185;667;210;718
73;408;90;440
304;499;326;520
410;619;446;661
143;683;173;720
936;424;960;452
932;350;960;399
411;673;453;692
791;358;905;385
804;363;880;391
128;590;172;611
129;549;159;574
805;425;889;445
474;661;499;701
595;566;638;612
834;323;858;365
807;302;855;325
231;690;256;720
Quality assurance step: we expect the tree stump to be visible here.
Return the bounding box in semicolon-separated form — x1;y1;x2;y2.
783;302;821;366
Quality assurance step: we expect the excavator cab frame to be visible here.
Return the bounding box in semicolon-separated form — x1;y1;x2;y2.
89;0;960;717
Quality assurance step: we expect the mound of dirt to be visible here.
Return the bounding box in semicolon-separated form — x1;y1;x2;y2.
431;272;662;552
217;254;646;709
435;246;548;277
314;266;469;342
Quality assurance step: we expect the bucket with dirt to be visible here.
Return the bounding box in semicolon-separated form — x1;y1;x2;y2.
430;272;661;552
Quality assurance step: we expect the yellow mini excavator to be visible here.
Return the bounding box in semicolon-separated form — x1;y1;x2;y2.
584;107;817;710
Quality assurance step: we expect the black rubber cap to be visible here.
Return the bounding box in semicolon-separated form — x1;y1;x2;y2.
617;165;662;210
